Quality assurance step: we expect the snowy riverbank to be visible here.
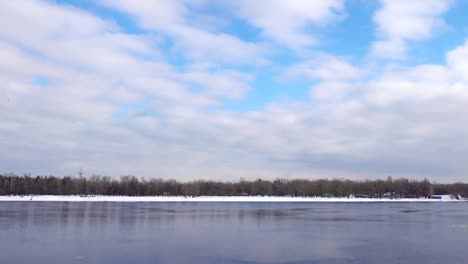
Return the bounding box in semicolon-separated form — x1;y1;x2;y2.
0;195;464;202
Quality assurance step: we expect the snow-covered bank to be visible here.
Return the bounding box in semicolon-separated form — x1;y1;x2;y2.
0;195;464;202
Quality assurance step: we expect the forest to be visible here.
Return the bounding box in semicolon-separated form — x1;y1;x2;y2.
0;173;467;198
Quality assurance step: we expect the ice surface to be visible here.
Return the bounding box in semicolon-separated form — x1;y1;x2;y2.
0;195;460;202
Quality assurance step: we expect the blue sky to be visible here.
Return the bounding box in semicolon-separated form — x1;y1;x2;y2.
1;0;468;181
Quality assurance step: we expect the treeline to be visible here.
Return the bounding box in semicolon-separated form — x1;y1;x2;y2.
0;173;467;198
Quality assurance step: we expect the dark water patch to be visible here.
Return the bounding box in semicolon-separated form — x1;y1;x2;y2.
400;209;427;213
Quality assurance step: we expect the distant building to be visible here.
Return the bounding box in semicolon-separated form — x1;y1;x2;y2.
431;194;454;200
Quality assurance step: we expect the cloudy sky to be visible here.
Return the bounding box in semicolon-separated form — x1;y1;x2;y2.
1;0;468;181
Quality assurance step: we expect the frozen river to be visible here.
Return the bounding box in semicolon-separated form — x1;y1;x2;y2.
1;201;467;263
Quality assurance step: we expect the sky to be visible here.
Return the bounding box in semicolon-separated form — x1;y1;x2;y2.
1;0;468;182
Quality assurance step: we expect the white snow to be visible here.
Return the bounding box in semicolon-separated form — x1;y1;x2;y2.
0;195;462;202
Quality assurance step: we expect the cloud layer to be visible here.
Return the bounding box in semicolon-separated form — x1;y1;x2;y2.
1;0;467;181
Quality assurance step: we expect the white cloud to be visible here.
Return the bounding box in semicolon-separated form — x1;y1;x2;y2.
98;0;344;61
170;25;269;65
447;39;468;81
233;0;344;49
99;0;185;29
183;70;252;100
284;54;362;81
372;0;453;59
98;0;269;65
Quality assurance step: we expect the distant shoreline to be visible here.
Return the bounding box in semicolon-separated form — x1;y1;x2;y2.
0;195;464;202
